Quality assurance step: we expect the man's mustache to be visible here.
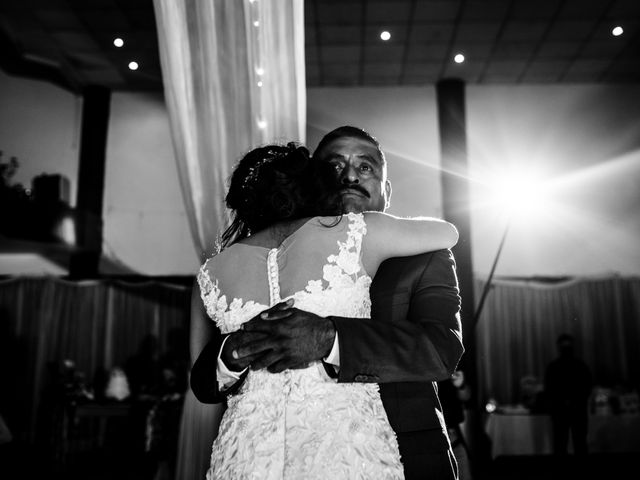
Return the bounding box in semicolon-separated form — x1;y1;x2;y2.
340;185;369;198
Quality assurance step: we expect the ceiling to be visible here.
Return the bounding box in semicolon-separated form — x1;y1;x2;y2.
0;0;639;93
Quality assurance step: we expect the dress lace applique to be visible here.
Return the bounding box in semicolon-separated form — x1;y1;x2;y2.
197;260;266;334
295;212;372;318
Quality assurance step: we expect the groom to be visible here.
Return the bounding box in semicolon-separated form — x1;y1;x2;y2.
191;126;464;479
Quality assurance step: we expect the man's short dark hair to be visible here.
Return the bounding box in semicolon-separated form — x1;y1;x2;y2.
314;125;385;163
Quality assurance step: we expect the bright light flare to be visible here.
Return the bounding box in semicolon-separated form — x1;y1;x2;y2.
487;168;550;216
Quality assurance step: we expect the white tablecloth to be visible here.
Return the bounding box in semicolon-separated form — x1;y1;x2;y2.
485;413;640;458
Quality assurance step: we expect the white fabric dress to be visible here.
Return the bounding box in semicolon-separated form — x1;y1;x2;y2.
197;213;404;480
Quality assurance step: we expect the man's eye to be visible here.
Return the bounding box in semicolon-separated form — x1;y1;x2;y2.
360;164;371;172
332;163;343;172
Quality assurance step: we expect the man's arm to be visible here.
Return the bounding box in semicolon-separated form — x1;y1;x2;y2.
189;277;228;404
190;290;294;402
239;250;463;383
334;249;463;383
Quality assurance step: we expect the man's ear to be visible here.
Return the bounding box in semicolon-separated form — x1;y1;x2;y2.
384;180;392;211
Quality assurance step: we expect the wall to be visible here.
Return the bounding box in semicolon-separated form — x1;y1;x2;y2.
308;84;640;278
466;84;640;277
102;92;197;275
2;71;639;278
0;69;81;205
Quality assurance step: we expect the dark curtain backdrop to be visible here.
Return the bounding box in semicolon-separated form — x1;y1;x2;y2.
0;276;192;447
474;276;640;406
2;275;639;450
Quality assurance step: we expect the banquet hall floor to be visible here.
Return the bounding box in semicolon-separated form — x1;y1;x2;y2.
1;443;634;479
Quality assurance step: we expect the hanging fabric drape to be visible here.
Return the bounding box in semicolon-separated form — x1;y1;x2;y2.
153;0;306;260
474;275;640;406
152;2;305;478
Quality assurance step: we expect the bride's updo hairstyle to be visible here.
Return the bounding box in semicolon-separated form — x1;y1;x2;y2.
220;142;343;248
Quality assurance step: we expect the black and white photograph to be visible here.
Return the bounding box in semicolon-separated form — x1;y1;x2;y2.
1;1;639;479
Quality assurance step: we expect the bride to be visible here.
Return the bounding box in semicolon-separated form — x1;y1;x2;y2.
196;142;458;479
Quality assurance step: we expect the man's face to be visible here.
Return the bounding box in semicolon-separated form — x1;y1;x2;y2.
315;136;391;213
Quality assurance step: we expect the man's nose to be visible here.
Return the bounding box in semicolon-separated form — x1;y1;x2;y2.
340;165;359;184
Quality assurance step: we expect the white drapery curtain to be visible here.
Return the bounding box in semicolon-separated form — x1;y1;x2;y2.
153;0;306;261
153;2;306;478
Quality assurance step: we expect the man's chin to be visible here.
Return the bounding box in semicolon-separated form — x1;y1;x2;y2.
342;199;368;214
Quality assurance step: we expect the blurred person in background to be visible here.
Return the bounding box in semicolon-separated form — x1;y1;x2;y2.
544;333;593;457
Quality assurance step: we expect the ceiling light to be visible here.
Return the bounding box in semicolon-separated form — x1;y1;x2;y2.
128;61;139;71
454;53;465;64
380;31;391;41
113;38;124;48
612;26;624;36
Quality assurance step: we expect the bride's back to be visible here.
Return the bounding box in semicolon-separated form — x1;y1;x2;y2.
199;214;371;333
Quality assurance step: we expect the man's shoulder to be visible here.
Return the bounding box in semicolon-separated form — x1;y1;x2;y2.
379;248;455;269
371;249;457;290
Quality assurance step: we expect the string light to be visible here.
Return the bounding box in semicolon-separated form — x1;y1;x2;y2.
380;31;391;41
128;61;138;70
251;0;265;136
113;38;124;47
612;26;624;36
454;53;465;64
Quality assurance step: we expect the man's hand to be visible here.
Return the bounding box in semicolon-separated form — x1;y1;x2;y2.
236;300;336;373
220;299;299;371
220;330;270;371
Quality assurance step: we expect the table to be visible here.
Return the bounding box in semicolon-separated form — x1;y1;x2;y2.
485;413;640;458
54;400;137;467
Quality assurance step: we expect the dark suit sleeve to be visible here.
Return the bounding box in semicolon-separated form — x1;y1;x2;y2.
331;249;464;384
190;332;246;404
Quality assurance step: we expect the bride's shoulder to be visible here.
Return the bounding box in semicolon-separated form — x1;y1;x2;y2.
198;246;234;277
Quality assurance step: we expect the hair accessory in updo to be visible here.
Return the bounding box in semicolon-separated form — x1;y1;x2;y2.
241;147;293;192
219;141;342;249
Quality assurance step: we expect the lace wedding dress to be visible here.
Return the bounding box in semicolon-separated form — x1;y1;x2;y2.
198;213;404;480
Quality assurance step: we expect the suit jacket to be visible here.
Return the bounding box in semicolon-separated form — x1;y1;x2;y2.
191;249;464;446
332;249;463;444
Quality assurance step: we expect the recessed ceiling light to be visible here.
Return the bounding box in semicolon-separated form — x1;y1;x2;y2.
454;53;465;64
128;61;139;71
612;26;624;36
113;38;124;48
380;31;391;41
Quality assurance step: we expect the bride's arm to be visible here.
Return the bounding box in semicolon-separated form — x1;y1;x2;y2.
362;211;458;275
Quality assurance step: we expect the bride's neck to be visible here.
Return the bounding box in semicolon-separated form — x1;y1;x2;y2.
238;217;311;248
